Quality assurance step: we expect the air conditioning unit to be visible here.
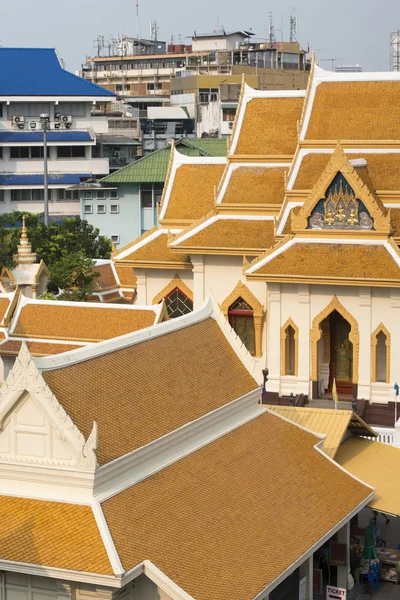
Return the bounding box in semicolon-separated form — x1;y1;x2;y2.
54;122;61;129
61;115;72;124
12;116;25;127
30;121;37;129
65;122;72;129
54;112;61;122
228;121;234;129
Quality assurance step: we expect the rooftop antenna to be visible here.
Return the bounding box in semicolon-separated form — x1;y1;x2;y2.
290;14;297;42
136;0;141;42
93;34;105;57
268;12;276;48
150;21;159;41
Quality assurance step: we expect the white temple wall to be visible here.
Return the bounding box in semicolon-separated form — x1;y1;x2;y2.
134;269;193;306
270;284;398;403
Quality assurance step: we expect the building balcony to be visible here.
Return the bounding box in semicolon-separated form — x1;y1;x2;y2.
0;158;109;176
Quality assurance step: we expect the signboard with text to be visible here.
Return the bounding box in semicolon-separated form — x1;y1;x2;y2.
299;576;307;600
326;585;346;600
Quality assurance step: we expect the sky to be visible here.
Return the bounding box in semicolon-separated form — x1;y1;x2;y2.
2;0;400;72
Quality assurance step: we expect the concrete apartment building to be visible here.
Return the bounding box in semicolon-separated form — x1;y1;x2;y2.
81;26;309;138
0;48;115;217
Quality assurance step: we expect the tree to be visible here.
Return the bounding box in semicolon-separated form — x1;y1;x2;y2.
0;228;17;270
49;252;100;301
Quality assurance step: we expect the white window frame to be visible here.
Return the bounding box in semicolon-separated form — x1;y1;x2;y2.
110;190;118;199
97;190;105;199
110;204;119;214
97;204;106;214
111;235;120;244
83;190;92;199
84;204;93;214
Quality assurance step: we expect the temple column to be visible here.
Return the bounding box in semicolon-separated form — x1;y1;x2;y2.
191;255;205;310
357;288;372;400
265;283;281;401
296;284;311;396
337;522;350;590
135;269;147;304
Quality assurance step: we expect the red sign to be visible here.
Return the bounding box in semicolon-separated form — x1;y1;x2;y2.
326;585;346;600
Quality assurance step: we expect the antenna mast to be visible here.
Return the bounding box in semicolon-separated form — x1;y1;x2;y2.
269;12;276;48
290;14;297;42
136;0;140;42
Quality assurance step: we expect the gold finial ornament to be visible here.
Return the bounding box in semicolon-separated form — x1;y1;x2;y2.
15;215;36;265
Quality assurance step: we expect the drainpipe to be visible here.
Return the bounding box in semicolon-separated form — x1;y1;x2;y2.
1;570;6;600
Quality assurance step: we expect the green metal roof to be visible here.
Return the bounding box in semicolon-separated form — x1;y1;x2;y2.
101;138;227;184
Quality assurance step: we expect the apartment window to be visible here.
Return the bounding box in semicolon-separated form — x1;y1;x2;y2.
147;83;154;91
222;108;237;121
97;204;106;214
110;204;119;214
8;103;51;117
57;146;86;158
11;189;52;202
10;147;49;159
96;190;105;199
111;235;120;244
110;189;118;199
125;84;131;91
58;189;79;201
198;88;218;103
116;85;123;92
58;102;86;117
0;190;4;202
83;190;92;199
0;148;3;159
140;189;152;208
84;205;93;214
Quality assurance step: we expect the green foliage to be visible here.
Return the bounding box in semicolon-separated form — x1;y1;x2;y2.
0;212;111;300
49;252;100;301
37;291;57;301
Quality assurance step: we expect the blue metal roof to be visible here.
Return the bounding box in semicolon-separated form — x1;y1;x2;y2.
0;131;93;143
0;173;91;186
0;48;115;97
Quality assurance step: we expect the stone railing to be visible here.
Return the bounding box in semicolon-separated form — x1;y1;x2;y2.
362;423;400;447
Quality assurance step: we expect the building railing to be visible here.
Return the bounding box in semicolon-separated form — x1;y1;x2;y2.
362;426;399;447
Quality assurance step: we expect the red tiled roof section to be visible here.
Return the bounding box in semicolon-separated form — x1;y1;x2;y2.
13;304;156;341
163;164;225;221
103;411;370;600
235;97;303;155
0;496;113;575
93;263;118;290
0;297;10;323
306;81;400;140
43;318;258;465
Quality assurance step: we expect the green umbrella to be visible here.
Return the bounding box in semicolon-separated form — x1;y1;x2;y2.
363;518;378;560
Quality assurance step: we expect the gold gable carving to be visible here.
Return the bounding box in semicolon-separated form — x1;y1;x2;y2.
220;281;265;358
310;296;359;383
292;144;390;234
152;274;194;305
371;323;390;384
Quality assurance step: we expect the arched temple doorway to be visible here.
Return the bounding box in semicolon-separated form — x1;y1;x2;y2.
311;297;359;398
318;310;353;393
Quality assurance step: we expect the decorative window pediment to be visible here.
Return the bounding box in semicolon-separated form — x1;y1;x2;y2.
308;173;374;231
292;144;390;234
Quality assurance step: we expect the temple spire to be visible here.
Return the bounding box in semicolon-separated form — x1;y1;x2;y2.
15;216;36;265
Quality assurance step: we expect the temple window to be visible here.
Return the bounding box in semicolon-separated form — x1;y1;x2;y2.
164;287;193;319
371;324;390;384
281;318;299;377
228;297;256;355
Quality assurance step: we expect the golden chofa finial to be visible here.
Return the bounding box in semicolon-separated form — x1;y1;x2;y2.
20;216;28;243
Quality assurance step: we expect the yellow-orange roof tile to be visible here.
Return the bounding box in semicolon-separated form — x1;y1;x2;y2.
115;229;191;267
294;153;400;191
306;81;400;140
93;263;118;290
335;438;400;517
0;496;112;574
235;97;303;155
103;411;371;600
0;297;10;323
249;242;400;284
43;318;258;465
0;340;82;356
163;164;225;221
13;303;157;342
222;167;286;205
172;218;275;253
267;406;375;458
114;265;137;287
